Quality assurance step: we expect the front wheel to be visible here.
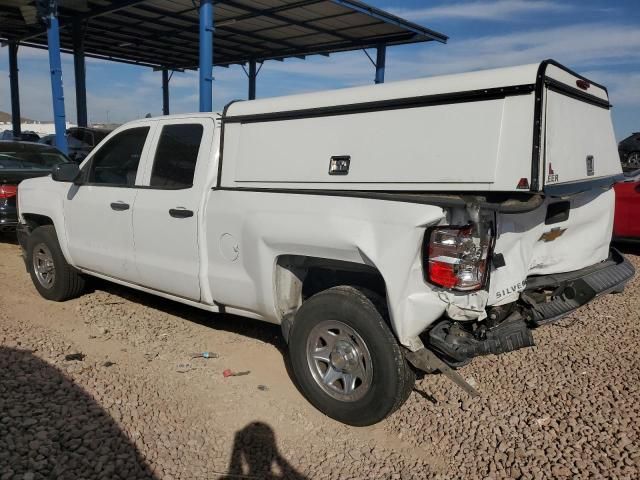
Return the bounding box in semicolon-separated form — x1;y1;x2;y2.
288;286;415;426
27;225;85;301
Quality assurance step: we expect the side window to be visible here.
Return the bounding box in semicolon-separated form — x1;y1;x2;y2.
88;127;149;186
150;124;204;189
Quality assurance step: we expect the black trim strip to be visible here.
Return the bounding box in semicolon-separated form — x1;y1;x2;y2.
541;59;608;93
545;78;611;109
217;100;243;188
530;62;547;192
543;175;623;197
72;182;195;190
222;84;535;124
211;186;545;213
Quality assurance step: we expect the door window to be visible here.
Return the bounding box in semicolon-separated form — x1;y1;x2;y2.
150;124;204;189
88;127;149;186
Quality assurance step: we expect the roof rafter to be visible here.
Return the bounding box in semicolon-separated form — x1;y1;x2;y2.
1;0;447;70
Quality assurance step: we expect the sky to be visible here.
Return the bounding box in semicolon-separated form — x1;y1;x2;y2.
1;0;639;140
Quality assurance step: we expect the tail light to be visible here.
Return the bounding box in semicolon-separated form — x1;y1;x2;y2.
0;185;17;199
424;224;493;291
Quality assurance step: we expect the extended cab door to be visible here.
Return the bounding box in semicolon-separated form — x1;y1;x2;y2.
64;124;154;282
132;118;214;300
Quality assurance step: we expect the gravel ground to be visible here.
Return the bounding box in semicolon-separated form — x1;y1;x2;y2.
0;237;639;479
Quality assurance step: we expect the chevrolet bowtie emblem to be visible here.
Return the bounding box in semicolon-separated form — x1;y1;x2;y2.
539;227;567;242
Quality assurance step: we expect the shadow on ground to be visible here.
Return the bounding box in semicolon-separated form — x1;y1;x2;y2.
219;422;309;480
0;231;18;245
0;346;156;479
613;241;640;257
0;347;305;479
88;278;287;353
87;278;305;399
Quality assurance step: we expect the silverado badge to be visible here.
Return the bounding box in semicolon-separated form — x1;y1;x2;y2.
539;227;567;242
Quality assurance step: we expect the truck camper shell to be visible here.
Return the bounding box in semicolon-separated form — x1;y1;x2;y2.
220;60;619;195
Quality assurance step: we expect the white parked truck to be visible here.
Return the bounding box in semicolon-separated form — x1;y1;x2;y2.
17;60;634;425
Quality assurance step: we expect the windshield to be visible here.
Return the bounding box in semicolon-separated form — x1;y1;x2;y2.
0;150;68;170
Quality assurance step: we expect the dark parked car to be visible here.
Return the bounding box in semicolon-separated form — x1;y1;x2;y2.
0;129;41;142
0;141;69;232
619;132;640;172
39;127;110;162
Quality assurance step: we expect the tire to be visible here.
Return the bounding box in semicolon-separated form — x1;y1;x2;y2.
622;151;640;172
27;225;85;301
288;286;415;426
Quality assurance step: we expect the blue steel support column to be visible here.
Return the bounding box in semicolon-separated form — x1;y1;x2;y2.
248;58;257;100
46;5;69;154
199;0;214;112
375;43;386;84
162;69;170;115
72;19;88;127
8;41;22;138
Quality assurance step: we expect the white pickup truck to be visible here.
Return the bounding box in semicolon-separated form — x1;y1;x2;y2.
17;60;634;426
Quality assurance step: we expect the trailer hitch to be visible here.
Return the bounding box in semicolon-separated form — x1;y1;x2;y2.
405;347;480;398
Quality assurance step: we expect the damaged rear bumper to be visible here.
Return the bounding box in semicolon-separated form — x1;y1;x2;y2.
523;248;635;325
406;248;634;398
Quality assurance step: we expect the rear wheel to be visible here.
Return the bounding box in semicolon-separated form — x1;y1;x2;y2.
27;225;85;301
289;286;415;426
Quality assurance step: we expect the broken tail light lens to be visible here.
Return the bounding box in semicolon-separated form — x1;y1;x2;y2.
0;185;17;199
425;224;493;291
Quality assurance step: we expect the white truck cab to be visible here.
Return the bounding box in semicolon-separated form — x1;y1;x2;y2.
16;60;634;425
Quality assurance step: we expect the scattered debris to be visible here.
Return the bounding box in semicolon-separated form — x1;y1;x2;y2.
191;351;219;359
223;369;250;378
143;352;158;362
257;384;269;391
176;363;192;373
64;353;85;361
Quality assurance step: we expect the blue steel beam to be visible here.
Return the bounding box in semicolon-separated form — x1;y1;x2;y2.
162;69;170;115
46;4;69;155
199;0;214;112
248;59;257;100
8;41;21;138
375;43;386;84
72;19;88;127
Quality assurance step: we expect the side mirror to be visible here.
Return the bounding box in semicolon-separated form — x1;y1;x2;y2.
52;162;80;183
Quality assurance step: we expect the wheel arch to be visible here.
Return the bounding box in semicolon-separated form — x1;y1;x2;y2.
21;211;73;266
274;254;388;342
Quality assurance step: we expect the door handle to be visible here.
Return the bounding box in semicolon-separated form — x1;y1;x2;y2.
110;202;130;211
169;208;194;218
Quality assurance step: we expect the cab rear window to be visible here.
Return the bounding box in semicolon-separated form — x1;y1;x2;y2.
150;124;204;189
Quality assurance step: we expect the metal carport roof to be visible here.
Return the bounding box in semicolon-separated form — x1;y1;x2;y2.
0;0;447;70
1;1;447;154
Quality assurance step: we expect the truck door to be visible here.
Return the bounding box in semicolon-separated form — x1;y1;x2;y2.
64;124;154;282
132;119;214;301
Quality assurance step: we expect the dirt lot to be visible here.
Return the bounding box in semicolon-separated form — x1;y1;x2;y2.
1;237;639;480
